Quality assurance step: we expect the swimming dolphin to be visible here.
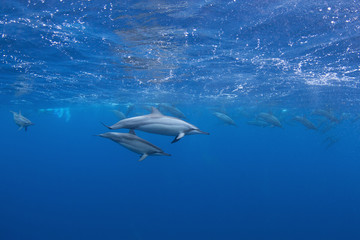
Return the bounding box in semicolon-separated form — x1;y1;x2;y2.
247;120;270;127
213;112;236;126
97;130;171;161
293;116;317;130
158;103;186;119
312;109;339;123
323;135;339;149
257;112;282;128
102;107;209;143
112;110;126;120
125;103;135;117
10;111;34;131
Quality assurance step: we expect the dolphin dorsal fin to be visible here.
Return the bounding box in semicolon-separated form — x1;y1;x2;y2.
129;129;136;135
150;107;163;116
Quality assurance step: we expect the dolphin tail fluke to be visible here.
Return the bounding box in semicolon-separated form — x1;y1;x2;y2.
101;122;112;129
138;154;148;162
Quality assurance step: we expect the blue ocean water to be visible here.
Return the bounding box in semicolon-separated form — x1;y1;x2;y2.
1;0;360;239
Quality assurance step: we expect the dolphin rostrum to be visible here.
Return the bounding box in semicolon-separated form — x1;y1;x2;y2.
102;107;209;143
10;110;34;131
97;130;171;161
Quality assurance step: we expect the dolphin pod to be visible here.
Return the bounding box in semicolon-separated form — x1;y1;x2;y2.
11;111;34;131
100;107;209;161
97;130;171;161
11;105;346;161
102;107;209;144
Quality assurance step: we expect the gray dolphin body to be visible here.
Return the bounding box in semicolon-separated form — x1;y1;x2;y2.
11;111;34;131
257;112;282;128
103;107;209;143
112;110;126;120
294;116;317;130
213;112;236;126
312;109;339;123
158;103;186;119
247;120;270;127
98;130;171;161
125;103;135;117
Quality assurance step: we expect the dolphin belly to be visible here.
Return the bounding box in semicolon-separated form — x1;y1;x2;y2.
120;139;157;155
136;123;185;136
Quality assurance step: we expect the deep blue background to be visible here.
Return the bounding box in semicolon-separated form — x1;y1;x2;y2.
1;0;360;239
1;106;360;239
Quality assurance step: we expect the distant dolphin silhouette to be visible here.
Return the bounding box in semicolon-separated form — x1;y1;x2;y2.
257;112;282;128
158;103;186;119
10;110;34;131
97;130;171;161
112;110;126;120
213;112;236;126
247;120;270;127
312;109;339;123
293;116;317;130
102;107;209;143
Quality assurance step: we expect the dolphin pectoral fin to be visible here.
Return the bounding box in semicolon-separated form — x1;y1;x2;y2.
138;154;148;162
25;127;27;131
18;126;23;131
129;129;136;135
172;132;185;144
